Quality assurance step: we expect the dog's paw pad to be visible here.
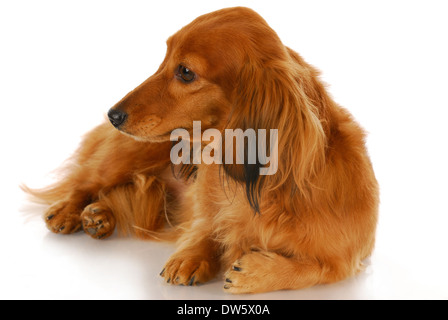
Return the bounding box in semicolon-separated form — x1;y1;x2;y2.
80;203;116;240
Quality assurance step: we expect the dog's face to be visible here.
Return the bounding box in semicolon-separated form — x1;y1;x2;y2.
107;7;283;142
107;9;236;142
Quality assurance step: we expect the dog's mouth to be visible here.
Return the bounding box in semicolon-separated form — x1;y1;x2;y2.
118;125;192;143
119;129;172;143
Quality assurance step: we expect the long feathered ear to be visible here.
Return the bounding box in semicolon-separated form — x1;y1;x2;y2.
222;52;327;212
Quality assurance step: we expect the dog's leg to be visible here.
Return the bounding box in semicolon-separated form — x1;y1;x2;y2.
79;174;169;240
223;249;354;294
160;206;220;286
43;173;170;240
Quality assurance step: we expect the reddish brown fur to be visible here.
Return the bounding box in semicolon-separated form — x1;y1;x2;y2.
24;7;378;293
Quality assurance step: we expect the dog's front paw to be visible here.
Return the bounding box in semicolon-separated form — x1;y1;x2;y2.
80;203;116;239
44;200;83;234
161;253;218;286
224;250;284;294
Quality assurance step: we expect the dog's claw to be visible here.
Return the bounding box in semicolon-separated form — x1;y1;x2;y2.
232;265;242;272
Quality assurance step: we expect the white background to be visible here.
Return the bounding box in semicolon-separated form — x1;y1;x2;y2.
1;0;448;299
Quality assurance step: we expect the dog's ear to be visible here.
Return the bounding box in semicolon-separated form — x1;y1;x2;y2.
221;61;279;213
222;55;327;212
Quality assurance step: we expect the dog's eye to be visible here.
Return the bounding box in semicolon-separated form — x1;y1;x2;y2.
176;65;196;83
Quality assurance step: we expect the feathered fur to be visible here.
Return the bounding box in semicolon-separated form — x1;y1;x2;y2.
23;7;378;293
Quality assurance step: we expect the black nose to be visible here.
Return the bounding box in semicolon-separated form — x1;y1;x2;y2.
108;108;127;128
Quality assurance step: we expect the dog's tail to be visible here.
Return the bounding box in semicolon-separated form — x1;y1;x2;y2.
20;180;73;205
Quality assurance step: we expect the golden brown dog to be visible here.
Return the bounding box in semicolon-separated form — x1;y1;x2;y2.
24;7;379;294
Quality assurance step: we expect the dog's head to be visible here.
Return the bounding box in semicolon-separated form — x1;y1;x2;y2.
108;7;327;212
108;7;287;141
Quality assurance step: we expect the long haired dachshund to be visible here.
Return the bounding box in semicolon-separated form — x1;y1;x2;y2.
24;7;379;293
